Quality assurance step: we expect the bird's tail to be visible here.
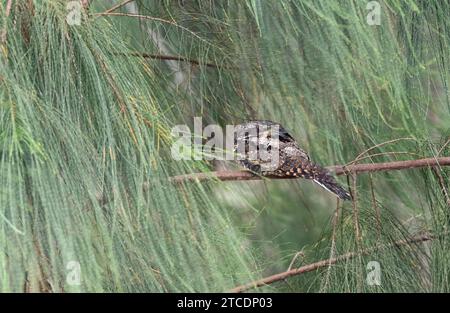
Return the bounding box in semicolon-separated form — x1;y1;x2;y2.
296;162;351;200
313;177;351;200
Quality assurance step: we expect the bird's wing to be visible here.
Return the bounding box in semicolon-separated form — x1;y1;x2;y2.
277;126;296;143
247;120;296;143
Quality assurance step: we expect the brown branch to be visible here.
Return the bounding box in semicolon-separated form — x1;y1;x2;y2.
114;52;226;69
331;157;450;175
228;232;440;293
93;11;174;23
97;10;231;69
170;157;450;184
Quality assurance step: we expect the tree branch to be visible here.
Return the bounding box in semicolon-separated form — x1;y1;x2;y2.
170;156;450;184
114;52;226;69
228;232;441;293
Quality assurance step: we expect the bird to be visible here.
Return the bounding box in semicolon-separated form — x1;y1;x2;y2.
233;120;351;200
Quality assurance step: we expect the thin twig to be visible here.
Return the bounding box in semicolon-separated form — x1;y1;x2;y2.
349;151;420;164
93;12;207;44
170;157;450;183
350;174;361;244
101;0;134;14
431;134;450;207
287;251;304;271
346;137;416;166
228;232;440;293
349;172;363;292
438;138;450;156
321;199;340;291
431;166;450;207
114;52;226;68
369;173;382;240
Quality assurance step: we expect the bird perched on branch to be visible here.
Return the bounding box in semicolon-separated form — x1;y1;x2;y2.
234;120;351;200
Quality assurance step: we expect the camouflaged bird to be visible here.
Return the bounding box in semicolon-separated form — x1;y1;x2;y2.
233;120;351;200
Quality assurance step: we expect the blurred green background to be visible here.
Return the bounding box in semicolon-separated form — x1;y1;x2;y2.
0;0;449;292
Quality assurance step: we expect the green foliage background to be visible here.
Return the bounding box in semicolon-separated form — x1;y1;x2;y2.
0;0;449;292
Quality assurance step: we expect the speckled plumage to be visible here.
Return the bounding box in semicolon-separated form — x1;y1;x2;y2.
234;120;351;200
